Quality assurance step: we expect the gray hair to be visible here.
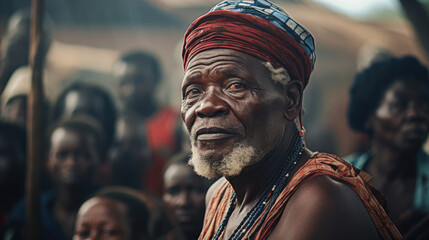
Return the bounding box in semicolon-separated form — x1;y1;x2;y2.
263;62;291;86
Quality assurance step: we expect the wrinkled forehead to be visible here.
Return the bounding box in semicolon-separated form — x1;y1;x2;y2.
182;48;269;88
182;48;287;92
187;49;258;68
183;48;269;81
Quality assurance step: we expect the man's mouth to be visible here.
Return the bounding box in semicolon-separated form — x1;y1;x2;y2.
61;171;80;182
403;128;428;140
196;127;235;141
175;211;194;223
402;122;428;141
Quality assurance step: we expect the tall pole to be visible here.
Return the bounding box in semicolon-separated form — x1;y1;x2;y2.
27;0;45;239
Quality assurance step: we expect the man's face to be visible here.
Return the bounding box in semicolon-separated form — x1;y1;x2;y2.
163;164;209;235
370;78;429;152
74;197;131;240
114;61;157;110
181;49;287;178
47;128;100;188
111;120;150;167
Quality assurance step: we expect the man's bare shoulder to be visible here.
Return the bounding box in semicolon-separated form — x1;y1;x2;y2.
269;175;381;240
206;177;227;206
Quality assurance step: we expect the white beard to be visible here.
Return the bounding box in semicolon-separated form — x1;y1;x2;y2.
188;118;284;179
188;142;266;179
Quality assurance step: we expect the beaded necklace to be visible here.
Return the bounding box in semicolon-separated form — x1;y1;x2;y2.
212;135;304;240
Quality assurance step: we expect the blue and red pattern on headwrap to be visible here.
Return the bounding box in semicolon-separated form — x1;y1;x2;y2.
182;0;316;89
210;0;315;68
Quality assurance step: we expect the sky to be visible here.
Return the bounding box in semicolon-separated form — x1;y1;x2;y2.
312;0;399;19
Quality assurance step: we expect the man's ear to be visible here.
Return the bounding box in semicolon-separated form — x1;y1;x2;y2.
284;80;303;121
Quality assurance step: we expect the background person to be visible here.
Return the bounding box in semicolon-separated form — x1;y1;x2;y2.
346;55;429;237
108;118;150;190
75;186;180;240
53;82;117;151
4;116;105;240
1;66;56;128
163;152;213;240
0;9;51;94
113;50;183;195
52;82;118;185
74;187;150;240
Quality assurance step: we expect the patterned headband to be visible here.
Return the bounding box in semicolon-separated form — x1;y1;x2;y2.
183;0;316;88
210;0;316;69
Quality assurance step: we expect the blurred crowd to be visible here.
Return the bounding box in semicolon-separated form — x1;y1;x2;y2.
0;4;428;240
0;9;208;240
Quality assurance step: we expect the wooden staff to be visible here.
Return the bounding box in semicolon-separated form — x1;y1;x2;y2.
26;0;45;239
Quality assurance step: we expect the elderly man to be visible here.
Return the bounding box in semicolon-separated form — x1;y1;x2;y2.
180;1;401;239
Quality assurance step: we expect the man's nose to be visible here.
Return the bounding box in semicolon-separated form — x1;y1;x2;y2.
64;154;77;167
195;88;229;118
176;191;191;207
406;101;426;119
87;232;100;240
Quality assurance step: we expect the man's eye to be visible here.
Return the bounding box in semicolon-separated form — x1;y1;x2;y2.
185;88;201;99
103;229;120;236
228;82;245;90
167;186;180;196
74;231;90;239
56;151;68;160
389;100;406;112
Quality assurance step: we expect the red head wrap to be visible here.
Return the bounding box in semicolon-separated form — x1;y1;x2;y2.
182;10;313;89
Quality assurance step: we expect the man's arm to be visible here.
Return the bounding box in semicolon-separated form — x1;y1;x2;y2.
269;175;381;240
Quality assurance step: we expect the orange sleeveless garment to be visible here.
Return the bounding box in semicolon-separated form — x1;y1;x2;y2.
200;153;402;240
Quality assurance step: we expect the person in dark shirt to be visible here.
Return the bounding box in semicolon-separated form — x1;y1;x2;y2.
4;116;105;240
346;55;429;238
113;51;183;195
